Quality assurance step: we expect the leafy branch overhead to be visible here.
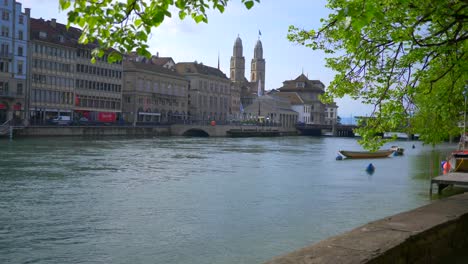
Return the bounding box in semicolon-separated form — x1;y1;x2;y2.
288;0;467;150
59;0;258;63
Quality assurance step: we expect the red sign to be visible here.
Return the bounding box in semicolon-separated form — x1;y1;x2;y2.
0;103;6;110
98;112;116;122
13;104;21;110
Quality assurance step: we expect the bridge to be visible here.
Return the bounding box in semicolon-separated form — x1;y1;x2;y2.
171;124;296;137
296;124;358;137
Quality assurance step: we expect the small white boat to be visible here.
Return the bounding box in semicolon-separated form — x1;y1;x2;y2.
390;146;404;155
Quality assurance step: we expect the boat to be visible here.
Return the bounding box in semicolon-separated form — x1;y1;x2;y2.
390;146;404;155
447;133;468;172
448;150;468;172
338;149;394;159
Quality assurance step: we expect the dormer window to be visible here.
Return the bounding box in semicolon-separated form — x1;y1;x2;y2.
296;82;305;88
58;35;64;43
39;31;47;39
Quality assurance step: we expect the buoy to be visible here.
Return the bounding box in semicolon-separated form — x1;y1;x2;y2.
441;161;446;169
336;155;343;160
366;163;375;172
210;120;216;126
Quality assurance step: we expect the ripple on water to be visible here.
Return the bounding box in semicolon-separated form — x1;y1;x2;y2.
0;137;445;264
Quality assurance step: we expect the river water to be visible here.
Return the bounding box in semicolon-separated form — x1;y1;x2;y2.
0;137;455;264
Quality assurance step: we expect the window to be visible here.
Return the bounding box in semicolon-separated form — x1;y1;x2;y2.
18;30;23;40
17;83;23;95
19;15;23;24
296;82;305;88
17;46;23;56
1;26;9;37
4;0;8;6
2;10;9;21
17;60;23;74
0;81;8;94
0;60;8;72
39;31;47;39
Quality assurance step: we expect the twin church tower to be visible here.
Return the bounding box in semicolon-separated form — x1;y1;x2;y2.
229;36;265;98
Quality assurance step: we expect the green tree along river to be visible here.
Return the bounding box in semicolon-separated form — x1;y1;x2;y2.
0;137;456;263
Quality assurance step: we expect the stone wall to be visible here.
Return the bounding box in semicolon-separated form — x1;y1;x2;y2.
265;193;468;264
17;126;171;137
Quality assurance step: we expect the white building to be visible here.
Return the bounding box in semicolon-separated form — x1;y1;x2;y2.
325;102;338;125
0;0;29;124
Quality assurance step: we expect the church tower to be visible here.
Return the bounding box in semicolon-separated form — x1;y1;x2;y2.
251;39;265;94
230;36;245;83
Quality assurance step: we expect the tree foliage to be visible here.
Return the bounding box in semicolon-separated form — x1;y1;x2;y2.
59;0;258;63
288;0;467;150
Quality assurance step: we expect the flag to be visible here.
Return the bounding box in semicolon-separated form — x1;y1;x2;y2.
257;79;262;97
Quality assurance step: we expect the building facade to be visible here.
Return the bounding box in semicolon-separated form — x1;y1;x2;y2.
29;18;123;124
0;0;29;124
272;91;316;124
176;62;231;122
325;102;338;125
242;95;298;128
122;58;189;124
277;74;328;125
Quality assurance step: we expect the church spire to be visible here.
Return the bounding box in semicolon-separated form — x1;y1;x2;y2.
230;36;245;82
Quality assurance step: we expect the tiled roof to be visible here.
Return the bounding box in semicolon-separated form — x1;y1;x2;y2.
151;57;173;66
176;62;228;79
125;61;184;79
30;18;95;48
279;73;325;91
273;92;304;105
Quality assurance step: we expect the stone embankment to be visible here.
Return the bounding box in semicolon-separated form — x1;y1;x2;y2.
265;193;468;264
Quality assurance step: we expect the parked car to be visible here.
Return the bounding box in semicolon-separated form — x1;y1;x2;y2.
50;116;71;125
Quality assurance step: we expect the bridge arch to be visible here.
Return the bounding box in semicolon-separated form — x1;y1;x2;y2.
182;128;210;137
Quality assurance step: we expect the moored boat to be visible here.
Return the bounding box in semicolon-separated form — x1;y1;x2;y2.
449;150;468;172
390;146;404;155
338;150;394;159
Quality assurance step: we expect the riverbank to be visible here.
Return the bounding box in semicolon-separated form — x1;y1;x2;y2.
265;192;468;264
7;124;298;138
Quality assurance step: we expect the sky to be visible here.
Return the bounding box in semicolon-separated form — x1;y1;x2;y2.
21;0;373;118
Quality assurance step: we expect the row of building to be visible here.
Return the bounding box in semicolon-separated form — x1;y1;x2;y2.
0;0;338;128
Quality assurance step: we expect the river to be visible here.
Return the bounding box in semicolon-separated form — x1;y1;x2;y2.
0;137;456;263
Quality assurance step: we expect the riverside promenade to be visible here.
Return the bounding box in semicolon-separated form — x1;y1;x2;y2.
5;123;297;138
264;193;468;264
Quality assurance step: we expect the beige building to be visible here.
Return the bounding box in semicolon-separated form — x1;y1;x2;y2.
277;74;330;125
0;1;30;124
175;62;231;122
122;58;189;124
325;102;338;125
29;18;123;124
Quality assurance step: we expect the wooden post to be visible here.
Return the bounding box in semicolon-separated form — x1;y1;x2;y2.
9;126;13;141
